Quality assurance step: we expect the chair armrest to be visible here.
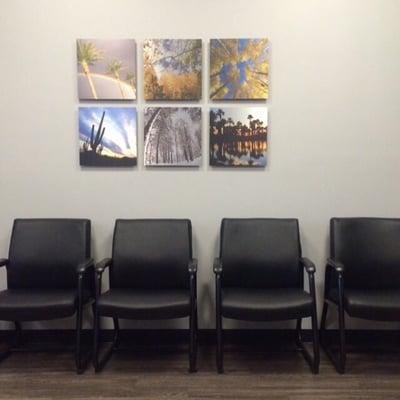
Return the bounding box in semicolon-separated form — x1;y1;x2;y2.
95;258;112;274
327;258;345;273
76;258;94;275
188;258;198;275
300;257;316;274
213;258;223;275
0;258;9;268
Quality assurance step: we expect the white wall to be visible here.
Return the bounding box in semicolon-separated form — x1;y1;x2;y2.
0;0;399;330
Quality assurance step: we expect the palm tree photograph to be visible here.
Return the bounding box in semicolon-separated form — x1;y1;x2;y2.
144;107;202;166
210;39;269;100
144;39;202;100
210;107;268;167
79;107;137;167
77;39;136;100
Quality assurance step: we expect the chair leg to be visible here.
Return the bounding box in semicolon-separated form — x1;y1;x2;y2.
14;321;22;348
113;318;120;350
194;304;198;368
311;302;320;374
0;322;20;362
216;308;223;374
320;300;346;374
189;301;197;373
338;298;346;372
94;316;118;373
93;303;100;372
296;316;320;374
75;300;90;374
295;318;302;348
320;301;328;340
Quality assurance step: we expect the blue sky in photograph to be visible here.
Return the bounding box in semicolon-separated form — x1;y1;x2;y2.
211;38;267;99
77;39;136;77
79;107;137;158
211;107;268;127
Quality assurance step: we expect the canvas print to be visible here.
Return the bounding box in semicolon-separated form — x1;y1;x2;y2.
144;107;201;166
79;107;137;167
210;39;269;100
144;39;202;100
210;108;268;167
77;39;136;100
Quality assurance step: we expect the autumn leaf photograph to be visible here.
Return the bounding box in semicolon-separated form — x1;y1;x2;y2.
144;107;202;166
210;107;268;167
144;39;202;100
77;39;136;100
210;39;269;100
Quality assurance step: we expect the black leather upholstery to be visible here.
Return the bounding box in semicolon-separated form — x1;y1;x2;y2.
93;219;197;372
111;219;192;290
327;217;400;320
215;218;320;374
97;289;190;320
321;218;400;373
0;219;91;321
328;288;400;321
8;219;91;289
220;219;302;288
329;218;400;290
0;219;92;373
0;289;90;321
219;219;312;319
222;288;313;321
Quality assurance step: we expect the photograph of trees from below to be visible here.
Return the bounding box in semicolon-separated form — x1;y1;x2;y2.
144;39;202;100
144;107;202;166
210;39;269;100
79;107;137;167
77;39;136;100
210;108;268;167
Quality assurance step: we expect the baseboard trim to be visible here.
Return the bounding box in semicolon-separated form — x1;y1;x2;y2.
0;329;399;346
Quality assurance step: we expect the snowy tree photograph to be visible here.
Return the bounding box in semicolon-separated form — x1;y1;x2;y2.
144;107;202;166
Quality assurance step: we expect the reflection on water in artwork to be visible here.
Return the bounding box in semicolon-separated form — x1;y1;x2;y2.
209;107;268;168
211;140;267;167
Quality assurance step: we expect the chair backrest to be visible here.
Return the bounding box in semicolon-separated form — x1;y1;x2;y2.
330;217;400;289
220;218;302;288
8;219;90;289
111;219;192;289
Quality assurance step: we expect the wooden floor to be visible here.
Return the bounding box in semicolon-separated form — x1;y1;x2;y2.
1;343;400;399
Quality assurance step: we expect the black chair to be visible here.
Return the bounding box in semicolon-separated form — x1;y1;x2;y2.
320;217;400;373
214;218;319;374
0;219;93;374
93;219;198;372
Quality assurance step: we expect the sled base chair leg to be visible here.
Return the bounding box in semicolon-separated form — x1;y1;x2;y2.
320;300;346;374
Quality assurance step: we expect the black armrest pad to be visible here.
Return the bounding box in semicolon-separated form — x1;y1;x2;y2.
213;258;223;274
77;258;94;274
327;258;345;273
95;258;112;274
0;258;9;268
300;257;316;273
188;258;198;274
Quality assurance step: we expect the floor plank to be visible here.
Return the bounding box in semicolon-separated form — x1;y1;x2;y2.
0;344;400;399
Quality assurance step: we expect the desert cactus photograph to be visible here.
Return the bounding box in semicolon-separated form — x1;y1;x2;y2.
79;107;137;167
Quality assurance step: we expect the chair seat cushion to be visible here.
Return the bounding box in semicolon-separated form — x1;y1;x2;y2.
222;288;313;321
97;289;191;320
0;289;86;321
328;288;400;321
